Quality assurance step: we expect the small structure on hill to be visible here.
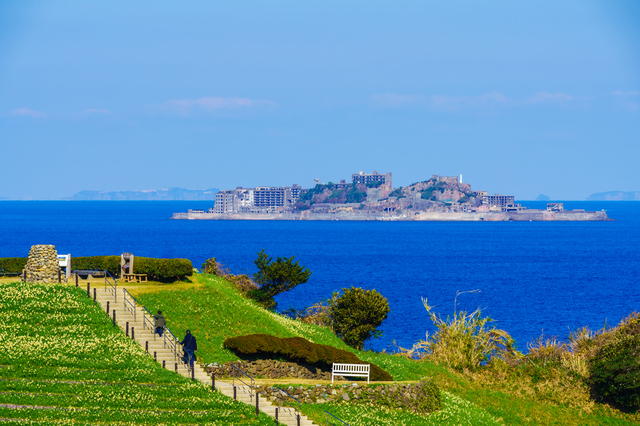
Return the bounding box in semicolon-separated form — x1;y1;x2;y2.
21;244;65;283
121;253;134;277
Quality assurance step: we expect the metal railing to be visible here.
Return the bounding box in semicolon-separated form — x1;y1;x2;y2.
122;288;137;322
272;386;302;422
105;270;118;302
230;364;255;397
324;411;349;425
162;327;195;374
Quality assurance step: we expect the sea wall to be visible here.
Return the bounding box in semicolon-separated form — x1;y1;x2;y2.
172;209;609;221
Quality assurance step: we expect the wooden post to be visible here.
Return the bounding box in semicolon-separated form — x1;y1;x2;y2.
234;385;237;400
131;326;135;340
163;360;166;369
212;374;215;391
93;288;96;304
154;351;157;361
275;407;279;424
87;283;90;298
75;273;78;287
256;392;259;415
58;269;61;284
107;301;110;315
112;310;116;327
191;367;195;381
145;341;148;353
174;363;178;372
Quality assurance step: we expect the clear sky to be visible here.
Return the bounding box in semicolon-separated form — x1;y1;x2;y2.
1;1;639;200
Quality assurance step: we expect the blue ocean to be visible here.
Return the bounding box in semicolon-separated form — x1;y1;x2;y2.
1;200;638;352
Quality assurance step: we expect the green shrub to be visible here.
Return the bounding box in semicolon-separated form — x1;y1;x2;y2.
71;256;192;282
224;334;393;381
72;256;121;275
134;257;193;282
0;257;27;274
588;334;640;409
330;287;390;350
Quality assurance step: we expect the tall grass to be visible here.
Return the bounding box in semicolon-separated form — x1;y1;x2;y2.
400;298;516;370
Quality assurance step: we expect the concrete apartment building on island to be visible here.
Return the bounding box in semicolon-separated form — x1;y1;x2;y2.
213;185;302;213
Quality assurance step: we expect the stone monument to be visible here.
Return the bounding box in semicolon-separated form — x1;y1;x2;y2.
21;244;65;284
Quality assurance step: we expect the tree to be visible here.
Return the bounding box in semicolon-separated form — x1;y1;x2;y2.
250;250;312;309
330;287;390;350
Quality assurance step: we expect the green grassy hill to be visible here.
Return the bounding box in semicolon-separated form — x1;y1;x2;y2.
136;274;639;426
0;281;275;425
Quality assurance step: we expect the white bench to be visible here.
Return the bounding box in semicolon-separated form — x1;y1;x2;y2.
331;363;370;384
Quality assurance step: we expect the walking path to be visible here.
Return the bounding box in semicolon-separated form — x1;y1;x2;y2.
92;284;317;426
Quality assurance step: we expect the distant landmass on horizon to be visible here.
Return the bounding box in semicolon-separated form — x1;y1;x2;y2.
66;187;220;201
587;191;640;201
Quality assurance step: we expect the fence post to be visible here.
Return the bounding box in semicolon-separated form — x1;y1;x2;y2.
145;341;148;353
126;322;129;337
234;385;237;400
93;288;97;305
163;360;166;369
107;301;110;315
275;407;279;424
256;392;259;415
131;326;135;340
297;414;300;426
87;283;90;298
112;310;116;327
154;351;157;362
23;270;26;282
212;374;215;391
75;273;78;287
191;367;195;381
58;269;61;284
175;363;178;372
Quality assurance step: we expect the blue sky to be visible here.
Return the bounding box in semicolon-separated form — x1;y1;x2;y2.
1;1;638;200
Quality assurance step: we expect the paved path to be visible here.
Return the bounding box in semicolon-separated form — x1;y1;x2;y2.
91;284;316;426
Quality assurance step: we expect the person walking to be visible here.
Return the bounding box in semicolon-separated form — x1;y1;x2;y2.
154;310;166;337
180;329;197;368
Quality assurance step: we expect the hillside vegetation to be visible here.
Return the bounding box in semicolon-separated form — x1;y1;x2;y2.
137;274;640;425
0;281;275;425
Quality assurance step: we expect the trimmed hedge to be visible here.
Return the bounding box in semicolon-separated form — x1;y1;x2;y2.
0;257;27;274
0;256;193;282
224;334;393;381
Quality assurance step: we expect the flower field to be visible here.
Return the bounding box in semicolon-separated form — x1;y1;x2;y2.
0;282;275;425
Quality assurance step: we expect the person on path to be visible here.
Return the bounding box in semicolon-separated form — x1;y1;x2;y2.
180;329;197;368
154;310;166;337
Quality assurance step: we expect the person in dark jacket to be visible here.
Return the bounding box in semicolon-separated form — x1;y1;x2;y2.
154;311;166;337
180;329;197;367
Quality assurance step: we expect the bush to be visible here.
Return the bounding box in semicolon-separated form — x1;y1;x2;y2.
588;334;640;409
201;257;225;276
0;257;28;274
224;334;393;381
71;256;192;282
408;298;516;370
330;287;390;350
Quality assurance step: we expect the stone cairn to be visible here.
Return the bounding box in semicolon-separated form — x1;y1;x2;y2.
21;245;65;284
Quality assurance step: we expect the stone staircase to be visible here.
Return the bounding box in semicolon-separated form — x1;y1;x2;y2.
90;284;317;426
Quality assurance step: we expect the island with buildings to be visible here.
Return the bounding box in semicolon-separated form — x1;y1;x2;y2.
172;171;610;221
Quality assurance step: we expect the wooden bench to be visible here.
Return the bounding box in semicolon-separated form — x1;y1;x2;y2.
122;273;148;283
332;363;370;384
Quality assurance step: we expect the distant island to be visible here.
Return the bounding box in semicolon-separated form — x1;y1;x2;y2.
587;191;640;201
173;171;610;221
68;187;220;201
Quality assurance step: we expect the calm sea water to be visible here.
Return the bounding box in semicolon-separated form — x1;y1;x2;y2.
1;200;638;352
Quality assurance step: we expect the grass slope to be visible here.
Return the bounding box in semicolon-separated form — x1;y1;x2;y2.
0;281;276;425
136;274;639;426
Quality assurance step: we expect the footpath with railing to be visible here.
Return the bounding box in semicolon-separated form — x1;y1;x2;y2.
73;270;348;426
